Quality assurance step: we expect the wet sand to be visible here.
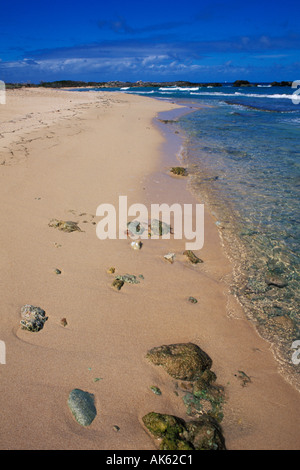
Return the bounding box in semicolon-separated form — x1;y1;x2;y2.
0;87;299;450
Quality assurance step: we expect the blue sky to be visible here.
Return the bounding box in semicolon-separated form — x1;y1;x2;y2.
0;0;299;83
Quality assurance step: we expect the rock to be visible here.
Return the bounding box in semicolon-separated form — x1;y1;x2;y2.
107;267;115;274
265;274;288;288
184;418;226;450
158;119;177;124
115;274;140;284
131;240;142;250
234;370;251;387
142;412;225;450
150;386;162;396
113;425;120;432
54;268;61;275
267;315;295;335
60;317;68;327
183;250;203;264
233;80;252;87
48;219;81;233
112;279;124;290
146;343;212;381
164;252;175;263
270;81;292;87
170;167;187;176
193;370;217;391
177;366;224;422
67;389;96;426
149;219;171;237
127;220;146;237
188;296;198;304
20;305;48;332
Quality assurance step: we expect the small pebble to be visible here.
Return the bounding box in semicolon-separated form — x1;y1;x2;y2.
188;296;198;304
150;386;162;395
112;279;124;290
113;425;120;432
164;252;175;263
61;318;68;327
54;268;62;275
131;240;142;250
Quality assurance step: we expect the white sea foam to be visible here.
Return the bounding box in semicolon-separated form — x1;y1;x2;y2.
127;90;155;94
159;87;199;91
189;91;298;100
120;87;130;90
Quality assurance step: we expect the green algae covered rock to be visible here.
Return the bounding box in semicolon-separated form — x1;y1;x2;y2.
142;412;225;450
68;389;97;426
146;343;212;381
150;386;162;396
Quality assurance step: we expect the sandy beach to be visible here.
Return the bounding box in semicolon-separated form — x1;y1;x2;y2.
0;87;299;450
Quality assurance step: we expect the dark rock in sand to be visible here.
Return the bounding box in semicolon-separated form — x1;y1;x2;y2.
183;250;203;264
20;305;48;332
67;388;97;426
112;279;124;290
146;343;212;381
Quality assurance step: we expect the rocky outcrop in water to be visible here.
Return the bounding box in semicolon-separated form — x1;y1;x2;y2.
270;81;293;87
233;80;254;87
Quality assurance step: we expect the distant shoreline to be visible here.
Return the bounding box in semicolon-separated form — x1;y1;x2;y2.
4;79;294;89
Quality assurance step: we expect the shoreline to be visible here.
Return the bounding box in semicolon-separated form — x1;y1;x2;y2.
0;88;299;449
143;101;300;449
156;100;300;394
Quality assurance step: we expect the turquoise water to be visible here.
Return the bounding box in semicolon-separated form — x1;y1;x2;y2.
88;84;300;388
174;92;300;389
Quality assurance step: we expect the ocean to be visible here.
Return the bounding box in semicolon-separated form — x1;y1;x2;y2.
91;83;300;389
